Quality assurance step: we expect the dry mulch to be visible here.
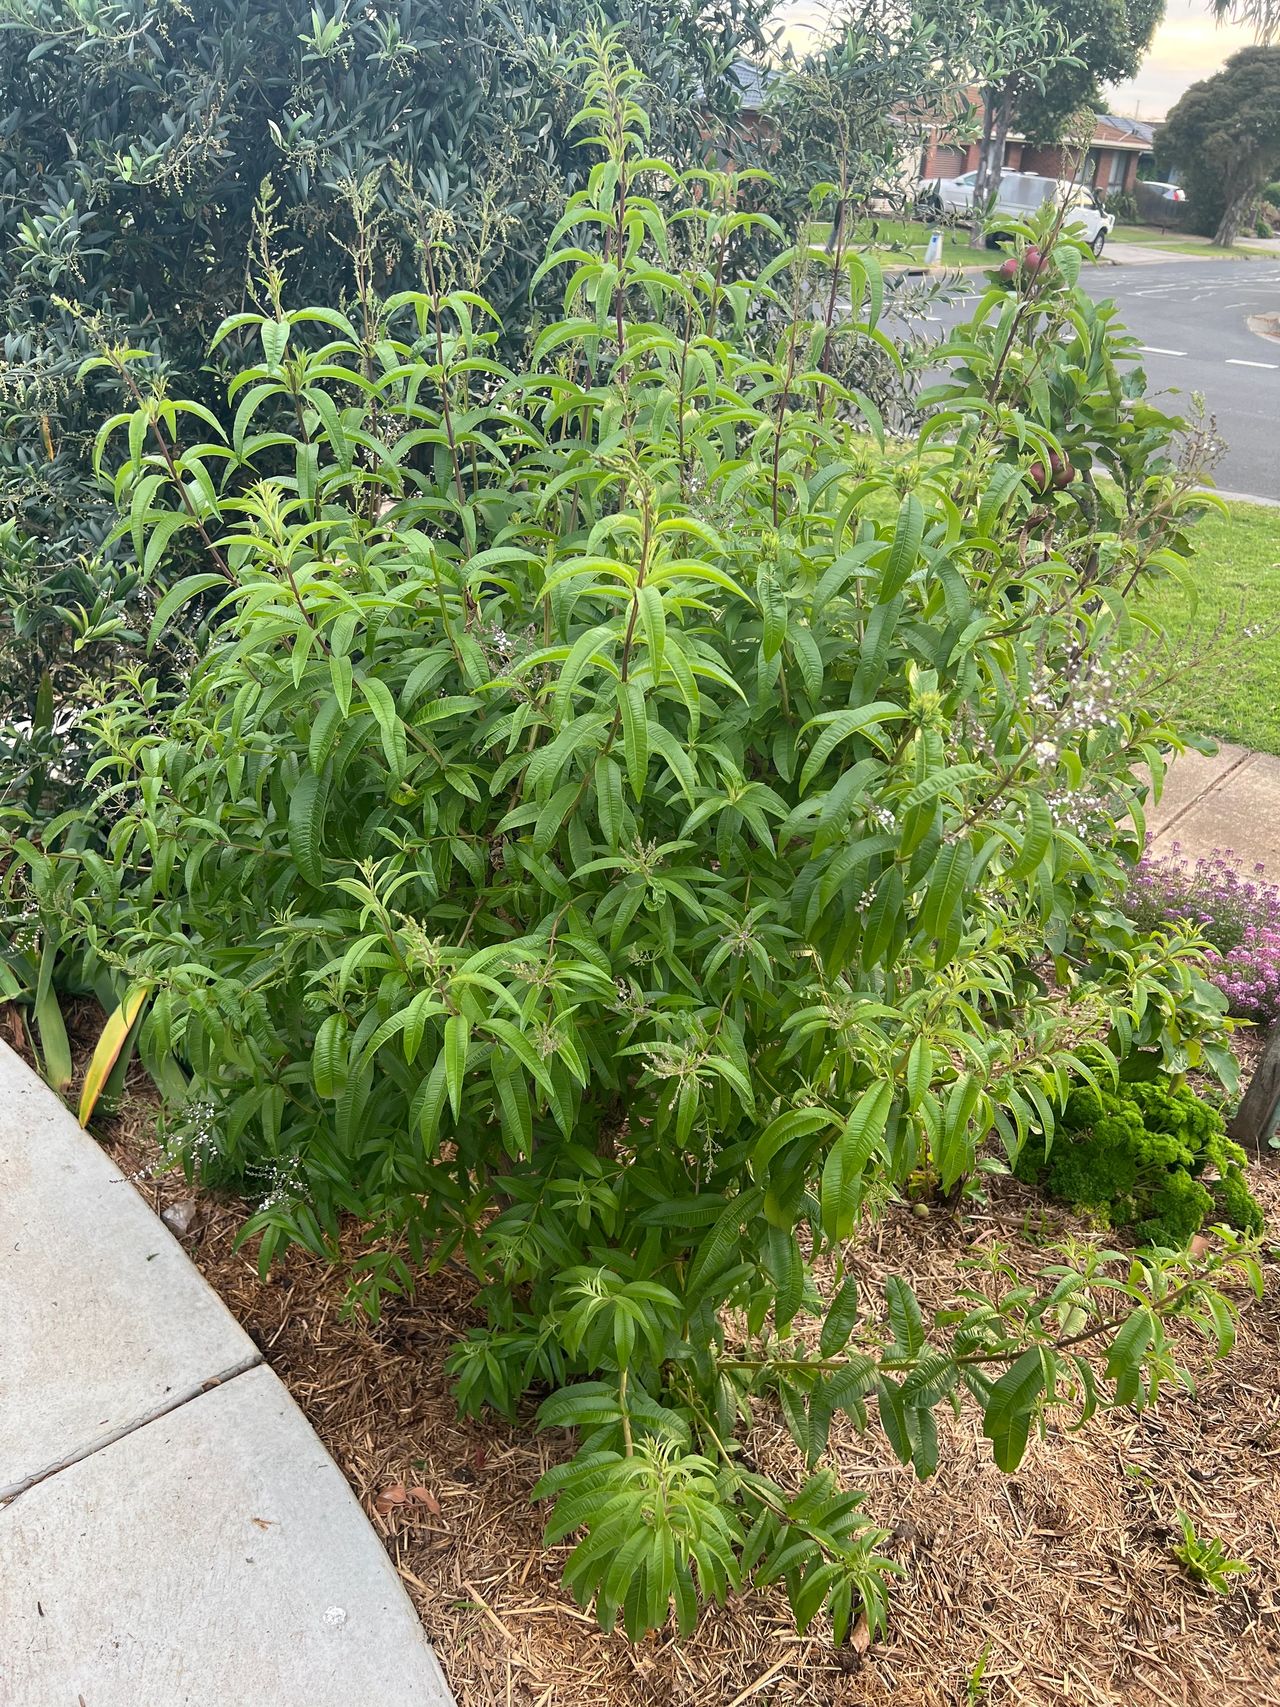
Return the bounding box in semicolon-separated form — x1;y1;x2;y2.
9;1001;1280;1706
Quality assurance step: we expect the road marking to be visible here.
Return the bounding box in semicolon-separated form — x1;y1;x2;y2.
1139;345;1186;356
1225;358;1277;368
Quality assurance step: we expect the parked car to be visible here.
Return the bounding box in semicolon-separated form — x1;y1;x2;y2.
1137;180;1186;204
1134;180;1188;225
917;170;1116;255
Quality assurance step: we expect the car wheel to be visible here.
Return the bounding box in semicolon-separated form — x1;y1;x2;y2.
1091;230;1106;256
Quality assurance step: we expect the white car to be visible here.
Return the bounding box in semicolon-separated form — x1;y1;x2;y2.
919;170;1116;255
1138;180;1186;204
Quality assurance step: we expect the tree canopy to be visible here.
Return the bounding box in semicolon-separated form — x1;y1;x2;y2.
1015;0;1164;142
1159;44;1280;244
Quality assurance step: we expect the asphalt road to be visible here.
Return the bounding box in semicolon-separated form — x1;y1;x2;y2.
918;259;1280;501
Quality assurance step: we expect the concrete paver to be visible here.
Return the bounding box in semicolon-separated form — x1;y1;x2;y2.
1148;742;1252;827
0;1040;259;1498
0;1364;453;1706
1149;747;1280;874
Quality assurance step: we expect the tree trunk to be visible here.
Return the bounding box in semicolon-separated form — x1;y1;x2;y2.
969;86;1012;249
1228;1018;1280;1157
1214;180;1256;248
969;89;997;248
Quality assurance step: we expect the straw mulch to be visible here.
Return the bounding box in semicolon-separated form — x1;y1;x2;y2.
15;1000;1280;1707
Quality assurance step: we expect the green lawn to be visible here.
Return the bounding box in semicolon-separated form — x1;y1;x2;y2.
1111;223;1259;261
808;217;989;270
1136;499;1280;756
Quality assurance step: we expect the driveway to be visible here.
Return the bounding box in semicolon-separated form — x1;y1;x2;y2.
920;260;1280;500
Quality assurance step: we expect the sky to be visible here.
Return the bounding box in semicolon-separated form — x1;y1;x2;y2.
1107;1;1253;117
775;1;1257;121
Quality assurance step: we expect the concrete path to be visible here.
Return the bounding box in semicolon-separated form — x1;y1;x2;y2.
1103;240;1216;266
1148;741;1280;873
0;1040;454;1707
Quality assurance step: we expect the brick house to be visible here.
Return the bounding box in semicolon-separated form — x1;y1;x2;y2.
920;108;1156;196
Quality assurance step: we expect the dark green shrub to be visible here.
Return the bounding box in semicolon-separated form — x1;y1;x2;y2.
0;0;772;815
1016;1076;1263;1247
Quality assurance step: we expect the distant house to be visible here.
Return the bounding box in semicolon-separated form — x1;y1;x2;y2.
722;57;778;147
920;105;1156;197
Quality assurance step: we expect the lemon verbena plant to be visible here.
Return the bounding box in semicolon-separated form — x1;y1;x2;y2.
37;42;1262;1644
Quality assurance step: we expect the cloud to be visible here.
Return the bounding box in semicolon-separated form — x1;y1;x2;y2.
1107;1;1256;117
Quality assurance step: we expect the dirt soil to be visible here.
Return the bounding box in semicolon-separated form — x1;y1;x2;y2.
8;1002;1280;1707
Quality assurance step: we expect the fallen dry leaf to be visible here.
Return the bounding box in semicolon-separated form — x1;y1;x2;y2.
407;1486;442;1515
375;1483;408;1512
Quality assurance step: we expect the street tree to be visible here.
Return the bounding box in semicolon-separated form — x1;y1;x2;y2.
959;0;1163;246
1212;0;1280;40
1158;45;1280;245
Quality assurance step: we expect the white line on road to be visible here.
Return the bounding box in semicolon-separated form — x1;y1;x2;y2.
1139;345;1187;356
1225;358;1277;369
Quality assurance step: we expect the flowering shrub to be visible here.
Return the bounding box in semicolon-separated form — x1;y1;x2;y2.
10;40;1258;1646
1124;846;1280;1023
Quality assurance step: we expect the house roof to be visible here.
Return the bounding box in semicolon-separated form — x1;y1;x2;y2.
725;58;776;112
924;92;1156;153
1094;112;1156;151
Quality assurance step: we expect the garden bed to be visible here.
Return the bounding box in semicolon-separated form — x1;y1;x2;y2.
15;1002;1275;1707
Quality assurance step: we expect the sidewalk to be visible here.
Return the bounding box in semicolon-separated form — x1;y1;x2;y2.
0;1041;454;1707
1148;741;1280;872
1103;240;1217;266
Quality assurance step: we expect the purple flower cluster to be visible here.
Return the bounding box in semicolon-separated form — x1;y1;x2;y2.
1123;844;1280;1023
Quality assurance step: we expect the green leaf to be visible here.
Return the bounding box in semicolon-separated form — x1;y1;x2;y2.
362;676;407;778
261;317;290;369
147;573;227;648
287;773;329;887
920;840;972;952
879;492;923;600
443;1014;470;1121
982;1349;1045;1471
885;1275;924;1359
638;584;665;677
977;462;1026;535
820;1081;893;1241
819;1276;861;1356
618;681;648;800
312;1013;347;1099
800;702;905;792
1007;791;1052;880
33;946;72;1092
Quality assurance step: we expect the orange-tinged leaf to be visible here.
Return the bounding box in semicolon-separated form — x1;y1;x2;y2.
78;986;150;1128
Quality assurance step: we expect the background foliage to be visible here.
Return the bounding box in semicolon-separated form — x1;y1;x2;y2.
0;0;772;812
